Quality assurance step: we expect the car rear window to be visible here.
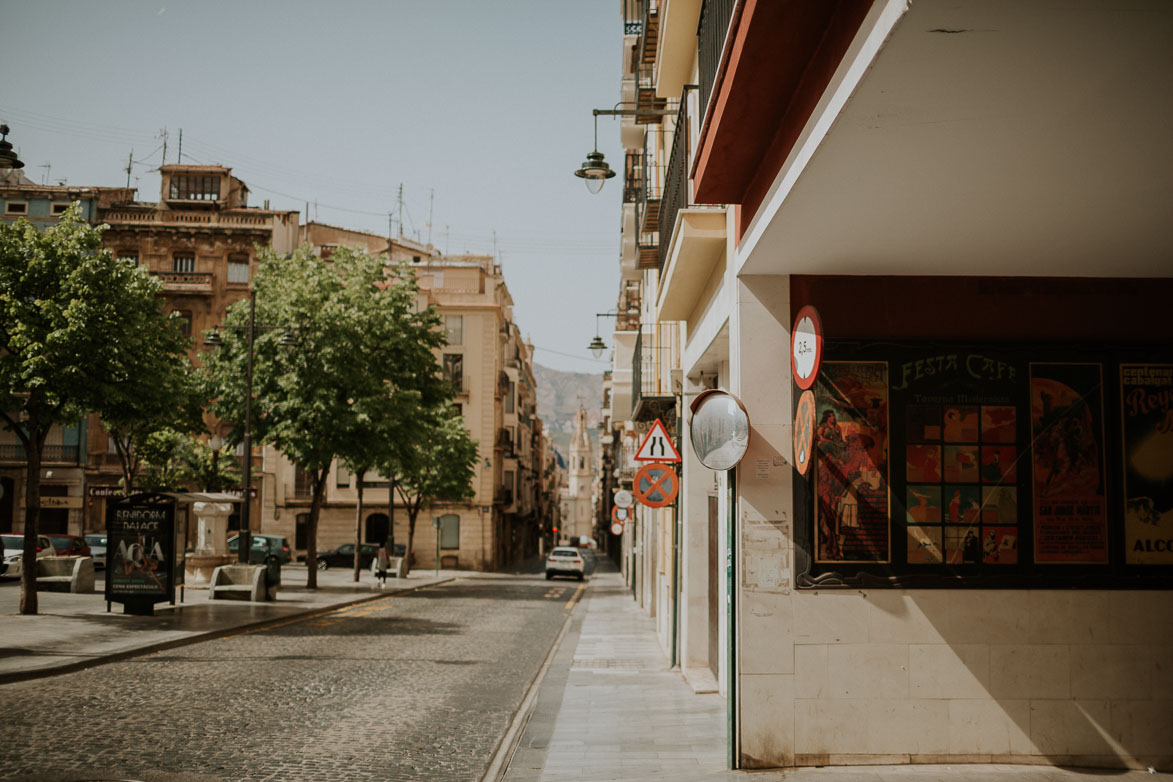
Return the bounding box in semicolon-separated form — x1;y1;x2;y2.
552;548;580;557
2;534;23;548
86;535;106;546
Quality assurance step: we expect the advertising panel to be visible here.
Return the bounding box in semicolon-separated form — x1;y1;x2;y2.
106;495;175;603
1030;363;1108;564
815;361;890;563
1121;364;1173;565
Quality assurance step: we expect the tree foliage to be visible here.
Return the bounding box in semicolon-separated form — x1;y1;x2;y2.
0;206;191;613
202;245;447;587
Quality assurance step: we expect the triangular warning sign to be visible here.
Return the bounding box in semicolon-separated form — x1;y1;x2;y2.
634;419;681;462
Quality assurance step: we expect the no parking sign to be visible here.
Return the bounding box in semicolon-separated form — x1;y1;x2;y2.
633;462;679;508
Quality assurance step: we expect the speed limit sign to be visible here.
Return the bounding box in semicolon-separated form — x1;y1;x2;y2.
610;522;625;536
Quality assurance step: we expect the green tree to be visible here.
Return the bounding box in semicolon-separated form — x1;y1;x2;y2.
0;207;187;614
389;402;478;569
203;245;446;588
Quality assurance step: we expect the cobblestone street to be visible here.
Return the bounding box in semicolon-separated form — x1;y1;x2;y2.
1;573;577;782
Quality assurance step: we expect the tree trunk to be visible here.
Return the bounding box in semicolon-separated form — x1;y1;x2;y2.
405;496;423;575
305;467;327;589
387;473;395;552
353;470;365;583
19;419;46;615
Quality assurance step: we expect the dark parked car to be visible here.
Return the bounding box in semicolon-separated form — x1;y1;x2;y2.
227;533;292;565
47;534;91;558
316;543;377;570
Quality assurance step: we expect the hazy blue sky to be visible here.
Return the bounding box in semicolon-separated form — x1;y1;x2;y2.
2;0;623;374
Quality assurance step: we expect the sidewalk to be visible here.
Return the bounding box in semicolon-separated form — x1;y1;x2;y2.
0;563;457;683
502;564;1170;782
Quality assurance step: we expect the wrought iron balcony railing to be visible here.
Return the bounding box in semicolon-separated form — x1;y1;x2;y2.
698;0;735;128
0;444;81;464
658;91;695;272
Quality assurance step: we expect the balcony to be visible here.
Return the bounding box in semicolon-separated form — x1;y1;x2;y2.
103;210;274;230
698;0;735;128
495;488;514;506
657;94;693;273
636;149;664;270
153;270;213;295
631;323;679;423
0;444;81;464
495;427;514;454
623;0;643;35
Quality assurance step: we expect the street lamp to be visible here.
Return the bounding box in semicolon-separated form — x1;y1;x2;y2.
573;113;615;194
204;290;293;564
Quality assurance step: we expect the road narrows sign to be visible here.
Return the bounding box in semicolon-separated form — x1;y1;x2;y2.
633;462;679;508
634;419;681;462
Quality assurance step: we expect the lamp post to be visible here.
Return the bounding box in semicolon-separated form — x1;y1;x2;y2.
573;106;673;194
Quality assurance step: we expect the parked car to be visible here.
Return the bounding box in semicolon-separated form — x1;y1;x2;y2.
47;534;91;558
1;533;57;580
227;533;292;565
317;543;378;570
84;534;108;570
546;546;586;581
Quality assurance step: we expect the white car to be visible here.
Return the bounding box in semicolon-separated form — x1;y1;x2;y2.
85;534;108;570
546;546;586;581
1;533;57;580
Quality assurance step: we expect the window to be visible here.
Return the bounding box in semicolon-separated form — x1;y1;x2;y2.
505;380;515;413
336;462;351;489
119;251;139;265
443;353;463;392
445;314;463;346
176;310;193;339
365;514;389;544
173;253;195;273
169;174;221;201
51;202;70;215
439;514;460;549
293;466;313;498
5;201;27;215
227;255;250;284
453;403;463;417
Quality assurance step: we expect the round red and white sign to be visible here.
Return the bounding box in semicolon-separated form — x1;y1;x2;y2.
791;305;823;390
612;506;630;524
610;522;625;536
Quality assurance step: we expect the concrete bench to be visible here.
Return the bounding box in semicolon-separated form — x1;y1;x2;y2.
370;556;407;579
209;564;267;601
35;557;95;593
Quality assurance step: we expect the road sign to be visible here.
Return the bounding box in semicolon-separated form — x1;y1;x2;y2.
610;522;625;536
612;506;631;524
794;389;816;476
613;489;634;509
791;304;823;390
634;419;681;462
633;462;679;508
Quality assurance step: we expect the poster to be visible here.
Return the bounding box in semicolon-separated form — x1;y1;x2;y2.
1030;364;1108;564
107;498;175;600
815;362;890;563
1121;364;1173;565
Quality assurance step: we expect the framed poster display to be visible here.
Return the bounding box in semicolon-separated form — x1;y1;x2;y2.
1121;364;1173;565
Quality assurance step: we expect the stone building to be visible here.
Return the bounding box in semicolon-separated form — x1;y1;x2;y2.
559;405;595;545
262;224;552;571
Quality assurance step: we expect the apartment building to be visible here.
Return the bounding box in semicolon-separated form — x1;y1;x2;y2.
268;225;552;571
598;0;1173;772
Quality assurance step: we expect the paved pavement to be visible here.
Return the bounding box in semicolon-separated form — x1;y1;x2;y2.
502;563;1171;782
0;561;458;682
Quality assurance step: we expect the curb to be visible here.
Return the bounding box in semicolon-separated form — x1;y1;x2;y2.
482;578;589;782
0;576;455;685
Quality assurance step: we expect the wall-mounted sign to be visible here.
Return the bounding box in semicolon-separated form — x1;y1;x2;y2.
689;389;751;471
794;389;816;476
633;462;679;508
613;489;634;509
40;495;83;509
634;419;681;462
791;305;823;390
612;505;630;524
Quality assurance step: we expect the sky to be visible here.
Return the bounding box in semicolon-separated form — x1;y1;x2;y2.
2;0;623;374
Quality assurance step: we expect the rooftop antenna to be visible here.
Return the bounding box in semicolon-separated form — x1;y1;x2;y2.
396;183;404;238
38;162;50;185
176;128;182;164
444;224;449;255
159;128;168;168
125;150;133;188
425;188;434;246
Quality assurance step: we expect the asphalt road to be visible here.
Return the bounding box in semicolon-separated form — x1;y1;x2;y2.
1;571;580;782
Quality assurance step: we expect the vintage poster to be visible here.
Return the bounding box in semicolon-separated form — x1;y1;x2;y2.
1030;364;1108;564
815;361;890;563
1121;364;1173;565
107;498;174;599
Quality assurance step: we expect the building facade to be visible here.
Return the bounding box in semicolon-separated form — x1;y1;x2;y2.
598;0;1173;772
559;405;596;545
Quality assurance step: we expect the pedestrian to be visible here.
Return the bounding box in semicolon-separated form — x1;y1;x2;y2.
375;545;389;588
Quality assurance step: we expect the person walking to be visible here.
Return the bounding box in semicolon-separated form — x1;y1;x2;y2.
375;545;389;588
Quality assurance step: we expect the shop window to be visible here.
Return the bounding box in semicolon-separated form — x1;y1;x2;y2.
443;353;463;392
439;514;460;549
227;255;250;284
172;253;195;273
798;341;1173;590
